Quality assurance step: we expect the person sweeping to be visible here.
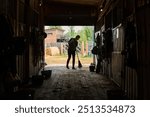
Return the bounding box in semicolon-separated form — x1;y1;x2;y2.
66;35;80;69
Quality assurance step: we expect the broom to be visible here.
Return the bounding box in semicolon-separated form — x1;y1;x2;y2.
77;52;82;68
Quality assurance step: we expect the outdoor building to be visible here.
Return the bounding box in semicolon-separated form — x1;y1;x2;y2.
45;28;65;47
44;28;66;56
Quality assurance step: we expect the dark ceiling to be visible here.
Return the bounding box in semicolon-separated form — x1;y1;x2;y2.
43;0;103;25
46;0;100;6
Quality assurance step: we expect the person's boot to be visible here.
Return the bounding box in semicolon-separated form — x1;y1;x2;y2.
66;65;69;69
72;67;76;70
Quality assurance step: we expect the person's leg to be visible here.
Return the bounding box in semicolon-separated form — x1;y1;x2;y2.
72;51;76;69
66;50;71;69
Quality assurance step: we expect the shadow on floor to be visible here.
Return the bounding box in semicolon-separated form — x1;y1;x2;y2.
34;65;124;100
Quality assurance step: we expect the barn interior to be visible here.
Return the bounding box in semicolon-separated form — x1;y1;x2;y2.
0;0;150;99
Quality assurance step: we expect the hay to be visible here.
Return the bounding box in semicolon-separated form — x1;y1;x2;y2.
46;47;60;56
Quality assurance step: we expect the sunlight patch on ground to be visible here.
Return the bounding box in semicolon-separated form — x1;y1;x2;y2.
45;55;93;66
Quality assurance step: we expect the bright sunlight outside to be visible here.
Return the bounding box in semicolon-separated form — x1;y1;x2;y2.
44;26;94;66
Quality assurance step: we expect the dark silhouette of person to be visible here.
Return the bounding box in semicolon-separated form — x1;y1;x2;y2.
66;35;80;69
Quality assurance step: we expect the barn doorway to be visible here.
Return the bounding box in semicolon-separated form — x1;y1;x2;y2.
44;26;94;68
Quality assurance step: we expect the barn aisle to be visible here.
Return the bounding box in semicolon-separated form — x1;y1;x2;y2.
34;65;120;100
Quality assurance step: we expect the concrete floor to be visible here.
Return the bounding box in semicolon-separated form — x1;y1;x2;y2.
34;65;120;100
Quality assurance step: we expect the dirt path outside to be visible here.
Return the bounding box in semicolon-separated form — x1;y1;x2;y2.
45;55;93;66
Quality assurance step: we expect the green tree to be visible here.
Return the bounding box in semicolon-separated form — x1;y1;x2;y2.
79;26;93;44
66;26;76;38
84;26;93;41
78;26;93;56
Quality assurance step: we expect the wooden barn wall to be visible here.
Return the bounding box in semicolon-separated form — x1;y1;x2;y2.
16;0;41;81
0;0;25;81
95;17;104;32
17;0;27;82
123;0;150;99
0;0;44;82
95;0;124;80
95;0;139;99
124;67;138;99
110;0;124;87
111;25;124;86
123;20;138;99
27;0;44;78
29;44;42;78
112;0;123;28
111;23;138;99
122;0;138;99
136;3;150;99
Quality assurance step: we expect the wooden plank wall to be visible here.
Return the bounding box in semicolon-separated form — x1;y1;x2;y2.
123;0;150;99
121;0;138;99
111;24;124;86
0;0;25;81
17;0;26;81
95;0;150;99
102;0;139;99
125;67;138;99
123;0;150;100
136;3;150;99
0;0;44;81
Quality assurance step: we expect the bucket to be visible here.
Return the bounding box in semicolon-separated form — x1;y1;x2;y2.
89;64;95;72
41;70;52;79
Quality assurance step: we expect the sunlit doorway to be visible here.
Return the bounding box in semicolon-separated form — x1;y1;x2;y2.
44;26;94;68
